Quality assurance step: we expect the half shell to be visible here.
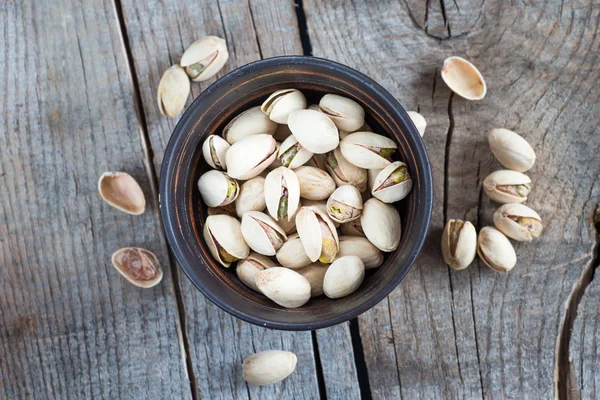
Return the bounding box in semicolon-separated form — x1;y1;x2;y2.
264;167;301;221
340;132;397;169
98;172;146;215
319;94;365;132
278;134;314;169
203;215;250;267
180;36;228;82
295;206;340;263
325;147;368;192
261;89;307;124
288;109;339;154
241;211;287;256
202;135;230;170
361;198;401;252
197;170;239;207
226;134;278;180
493;203;543;242
326;185;363;223
294;166;336;200
112;247;163;288
235;176;266;217
483;170;531;204
441;56;486;100
336;236;384;269
276;233;312;269
371;161;412;203
223;106;278;144
236;253;276;292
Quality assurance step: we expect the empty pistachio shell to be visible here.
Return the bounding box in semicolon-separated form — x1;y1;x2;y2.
264;167;301;222
273;123;293;142
340;218;366;237
483;170;531;204
297;263;329;297
202;135;230;170
323;255;365;298
441;56;486;100
319;94;365;132
180;36;228;82
441;219;477;270
223;106;278;144
242;350;297;385
111;247;163;288
296;206;340;263
235;176;266;218
326;185;363;223
340;132;397;169
98;172;146;215
241;211;287;256
255;267;311;308
278;135;314;169
336;236;383;269
261;89;307;124
197;170;239;207
288;109;339;154
207;202;237;217
204;215;250;267
226;134;278;180
294;166;336;200
157;65;190;118
276;233;312;269
236;253;276;292
325;147;368;191
407;111;427;137
488;128;536;172
477;227;516;272
493;203;543;242
372;161;412;203
361;198;401;252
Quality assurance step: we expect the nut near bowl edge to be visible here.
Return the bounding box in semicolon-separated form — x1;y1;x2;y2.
160;56;433;330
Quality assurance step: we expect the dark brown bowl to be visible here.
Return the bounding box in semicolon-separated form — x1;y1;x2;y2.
160;56;432;330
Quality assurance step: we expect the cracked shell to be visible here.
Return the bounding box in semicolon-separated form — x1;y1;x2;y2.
493;203;543;242
294;166;336;200
297;263;328;297
255;267;311;308
223;106;278;144
323;256;365;299
236;253;276;292
226;134;278;180
477;227;516;272
180;36;228;82
361;198;401;252
326;185;363;223
276;233;312;269
261;89;307;124
441;56;486;100
288;109;339;154
112;247;163;288
295;206;339;263
235;176;266;218
241;211;287;256
407;111;427;137
157;65;190;118
340;132;397;169
319;94;365;132
264;167;301;222
372;161;412;203
441;219;477;270
325;147;368;192
202;135;230;170
204;215;250;268
335;236;383;269
197;170;239;207
98;172;146;215
278;134;314;169
488;128;536;172
483;170;531;204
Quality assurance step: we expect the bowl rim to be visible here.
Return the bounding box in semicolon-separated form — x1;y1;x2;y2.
160;55;433;330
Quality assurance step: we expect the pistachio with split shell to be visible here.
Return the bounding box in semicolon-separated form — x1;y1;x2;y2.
325;147;368;192
306;153;328;170
264;167;301;222
477;227;517;272
276;233;312;269
223;106;278;144
207;202;237;217
296;206;340;263
288;109;339;154
242;350;297;385
277;199;301;234
235;176;266;217
278;135;314;169
441;219;477;270
361;198;401;252
157;65;190;117
323;256;365;298
302;199;339;228
197;170;239;207
204;215;250;267
294;166;336;200
371;161;412;203
336;236;383;269
340;132;397;169
236;253;276;292
297;263;329;297
327;185;363;223
98;172;146;215
483;170;531;204
261;89;307;124
255;267;311;308
407;111;427;137
488;128;536;172
112;247;163;288
441;56;486;100
241;211;287;256
180;36;228;82
340;218;365;237
202;135;230;170
319;94;365;132
225;134;278;180
493;203;543;242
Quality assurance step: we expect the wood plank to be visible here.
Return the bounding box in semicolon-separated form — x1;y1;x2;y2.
0;0;191;398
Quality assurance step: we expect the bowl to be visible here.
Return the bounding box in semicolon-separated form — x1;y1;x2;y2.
160;56;432;330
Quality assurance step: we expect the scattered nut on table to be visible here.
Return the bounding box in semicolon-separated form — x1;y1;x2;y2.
242;350;297;385
180;36;229;82
441;56;487;100
157;64;190;117
483;170;532;204
111;247;163;288
493;203;543;242
488;128;536;172
98;171;146;215
477;227;517;272
441;219;477;270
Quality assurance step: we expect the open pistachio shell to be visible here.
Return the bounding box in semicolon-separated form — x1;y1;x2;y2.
261;89;307;124
493;203;543;242
361;198;401;252
276;233;312;269
488;128;536;172
223;106;278;144
319;94;365;132
264;167;301;222
441;219;477;270
204;215;250;267
441;56;486;100
180;36;228;82
235;176;266;218
372;161;412;203
295;206;339;263
111;247;163;288
325;147;368;192
477;227;516;272
157;65;190;118
483;170;531;204
302;199;339;228
407;111;427;137
197;170;239;207
226;134;278;180
336;236;383;269
297;263;329;297
98;172;146;215
294;166;336;200
323;256;365;299
340;218;365;237
340;132;397;169
236;252;276;292
326;185;363;223
241;211;287;256
202;135;230;170
288;109;339;154
255;267;311;308
278;135;314;169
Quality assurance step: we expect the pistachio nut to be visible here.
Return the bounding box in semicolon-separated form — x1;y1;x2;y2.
223;106;278;144
371;161;412;203
276;233;312;269
407;111;427;137
241;211;287;256
294;166;336;200
264;167;301;222
306;153;328;170
340;132;397;169
325;147;368;192
236;253;276;292
319;94;365;132
255;267;311;308
340;218;366;237
493;203;543;242
483;170;531;204
302;199;340;227
288;109;339;154
180;36;228;82
441;219;477;270
202;135;230;170
477;227;516;272
207;202;237;217
278;135;314;169
296;206;340;263
488;128;536;172
277;199;301;234
98;172;146;215
336;236;383;269
361;198;401;252
226;134;278;180
235;176;266;218
111;247;163;288
326;185;363;223
297;263;329;297
261;89;307;124
323;256;365;298
273;123;293;142
197;170;239;207
157;65;190;117
204;215;250;267
242;350;297;385
441;56;486;100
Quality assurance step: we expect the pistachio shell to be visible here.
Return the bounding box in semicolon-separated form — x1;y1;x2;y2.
493;204;543;242
277;199;301;234
255;267;311;308
371;161;412;203
302;200;340;228
319;94;365;132
297;263;329;297
361;198;401;252
202;135;230;170
323;256;365;298
340;218;366;237
241;211;287;256
325;147;368;192
326;185;363;223
441;56;486;100
223;106;278;144
488;128;536;172
236;252;276;292
157;65;190;117
235;177;266;217
336;236;384;269
407;111;427;136
295;206;339;263
226;134;278;180
111;247;163;288
477;227;516;272
242;350;297;385
197;170;239;207
180;36;228;82
278;135;314;169
261;89;307;124
294;166;336;200
98;172;146;215
204;215;250;267
288;109;339;154
340;132;397;169
264;167;301;221
441;219;477;270
276;233;312;269
483;170;531;204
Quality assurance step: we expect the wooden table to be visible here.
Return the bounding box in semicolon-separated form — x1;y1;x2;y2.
1;0;599;398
